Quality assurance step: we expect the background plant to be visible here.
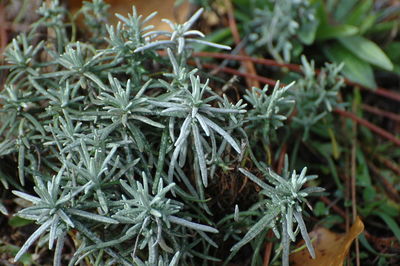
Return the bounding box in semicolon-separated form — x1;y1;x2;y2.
0;0;399;265
230;0;399;89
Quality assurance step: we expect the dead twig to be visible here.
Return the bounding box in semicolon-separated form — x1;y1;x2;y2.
189;60;400;147
191;51;400;102
333;109;400;147
224;0;260;89
319;196;346;218
351;94;360;266
367;161;400;203
362;104;400;123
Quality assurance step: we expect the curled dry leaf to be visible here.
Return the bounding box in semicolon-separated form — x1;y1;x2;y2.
69;0;189;31
290;216;364;266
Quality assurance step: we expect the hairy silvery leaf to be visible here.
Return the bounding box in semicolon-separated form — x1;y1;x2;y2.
290;55;345;140
244;81;295;145
236;156;323;266
134;8;230;54
11;170;95;264
111;172;218;262
150;73;244;187
249;0;316;62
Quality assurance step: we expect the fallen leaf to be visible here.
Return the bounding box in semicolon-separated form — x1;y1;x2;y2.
69;0;189;31
290;216;364;266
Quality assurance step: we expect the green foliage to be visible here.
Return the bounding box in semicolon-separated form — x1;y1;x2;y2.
0;0;371;265
232;156;324;266
291;56;345;140
243;0;317;62
135;8;231;54
1;2;231;264
243;81;294;145
79;0;110;41
236;0;399;89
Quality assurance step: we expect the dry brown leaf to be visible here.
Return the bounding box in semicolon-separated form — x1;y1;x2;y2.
69;0;189;31
289;216;364;266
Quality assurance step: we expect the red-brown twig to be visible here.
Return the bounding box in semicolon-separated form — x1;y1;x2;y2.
263;230;274;266
368;161;400;203
0;4;10;56
319;196;346;218
193;51;301;72
220;1;260;88
191;51;400;102
362;104;400;123
200;62;278;86
333;109;400;147
192;61;400;147
263;144;287;266
350;99;360;266
345;79;400;102
375;154;400;177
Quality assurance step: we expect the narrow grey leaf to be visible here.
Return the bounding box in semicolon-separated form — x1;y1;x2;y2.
14;219;52;262
130;115;165;128
168;143;182;182
169;117;175;142
281;218;290;266
195;114;210;136
168;215;218;233
12;190;41;203
68;209;118;224
169;251;180;266
183;30;205;37
192;123;208;187
49;215;59;250
187;38;231;50
174;116;192;147
18;143;25;186
178;139;187;167
153;128;169;193
183;8;204;31
294;210;315;259
238;168;273;192
96;189;108;214
201;116;240;153
230;210;278;252
134;40;174;53
234;205;239;222
54;233;65;266
286;207;295;242
57;209;74;228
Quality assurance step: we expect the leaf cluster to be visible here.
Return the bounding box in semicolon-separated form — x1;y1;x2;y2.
0;1;343;265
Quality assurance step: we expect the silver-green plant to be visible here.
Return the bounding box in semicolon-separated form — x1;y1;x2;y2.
232;156;324;266
2;34;43;86
78;0;110;41
112;172;218;263
247;0;317;62
94;74;164;152
105;6;157;57
12;168;118;265
35;0;67;28
0;1;329;265
291;56;345;140
244;81;295;145
148;67;245;187
0;2;235;264
134;8;231;54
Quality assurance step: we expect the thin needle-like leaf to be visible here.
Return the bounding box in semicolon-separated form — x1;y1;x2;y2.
231;210;278;251
192;123;207;187
14;219;52;262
